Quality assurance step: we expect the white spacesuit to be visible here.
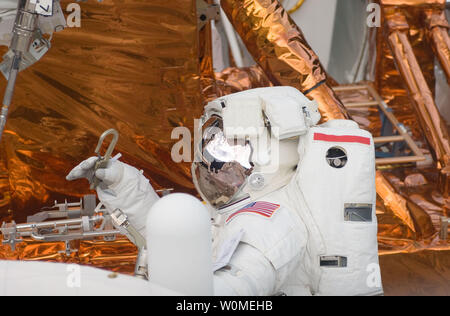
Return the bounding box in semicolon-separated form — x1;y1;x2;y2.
67;86;383;296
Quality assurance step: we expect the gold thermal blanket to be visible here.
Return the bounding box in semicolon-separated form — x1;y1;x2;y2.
0;0;204;224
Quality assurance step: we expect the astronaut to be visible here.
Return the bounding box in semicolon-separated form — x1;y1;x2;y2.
67;86;383;296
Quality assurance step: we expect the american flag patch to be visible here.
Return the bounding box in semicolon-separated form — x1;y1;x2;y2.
226;201;280;224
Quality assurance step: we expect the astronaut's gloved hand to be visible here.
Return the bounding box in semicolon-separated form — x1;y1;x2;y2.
66;157;160;234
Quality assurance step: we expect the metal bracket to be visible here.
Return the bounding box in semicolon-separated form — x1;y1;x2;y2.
1;221;22;251
197;0;220;30
109;208;148;279
58;240;78;256
90;128;119;190
110;209;146;250
27;194;97;222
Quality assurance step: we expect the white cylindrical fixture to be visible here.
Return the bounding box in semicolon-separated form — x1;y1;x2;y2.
147;193;213;296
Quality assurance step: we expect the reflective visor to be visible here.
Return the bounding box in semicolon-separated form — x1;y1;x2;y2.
192;116;253;208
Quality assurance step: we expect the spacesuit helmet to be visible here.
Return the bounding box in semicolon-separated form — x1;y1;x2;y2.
192;87;321;210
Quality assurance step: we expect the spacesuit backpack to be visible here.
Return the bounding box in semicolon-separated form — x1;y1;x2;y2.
290;119;383;296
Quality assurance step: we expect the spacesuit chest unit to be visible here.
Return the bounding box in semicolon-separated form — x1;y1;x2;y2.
292;119;383;296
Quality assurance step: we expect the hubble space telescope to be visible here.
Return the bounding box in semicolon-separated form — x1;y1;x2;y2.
0;0;448;296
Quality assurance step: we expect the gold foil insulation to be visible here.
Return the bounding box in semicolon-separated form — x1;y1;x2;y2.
0;0;203;274
379;248;450;296
376;2;439;140
380;0;445;6
0;237;138;274
375;170;417;236
0;0;204;223
215;65;273;96
220;0;349;121
383;7;450;177
220;0;324;91
425;9;450;84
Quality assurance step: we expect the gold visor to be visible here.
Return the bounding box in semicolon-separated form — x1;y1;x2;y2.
192;115;253;208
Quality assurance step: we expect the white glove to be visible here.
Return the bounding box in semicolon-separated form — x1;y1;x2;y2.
66;157;160;234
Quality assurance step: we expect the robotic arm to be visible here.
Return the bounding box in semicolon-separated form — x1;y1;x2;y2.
0;0;66;141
